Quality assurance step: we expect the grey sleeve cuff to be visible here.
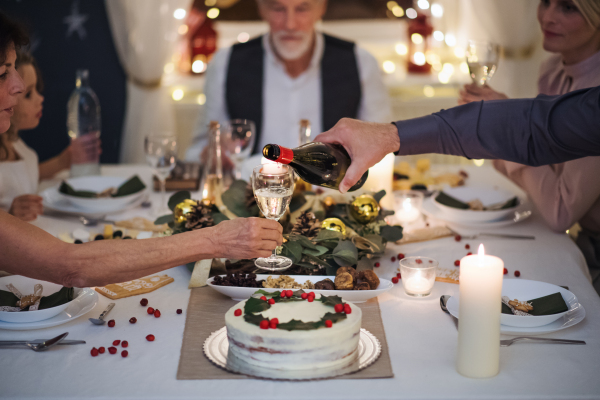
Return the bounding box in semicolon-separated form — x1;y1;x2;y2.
393;115;444;156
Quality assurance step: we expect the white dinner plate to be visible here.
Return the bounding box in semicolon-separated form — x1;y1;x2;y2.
207;275;393;303
433;186;521;223
422;196;532;229
446;280;586;335
57;176;146;211
0;287;98;331
41;185;145;217
0;275;87;323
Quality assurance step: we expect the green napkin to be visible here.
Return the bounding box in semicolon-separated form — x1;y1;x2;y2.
59;175;146;198
502;292;569;316
435;191;518;210
0;287;75;310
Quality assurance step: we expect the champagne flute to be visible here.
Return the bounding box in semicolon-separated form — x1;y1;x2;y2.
145;135;178;216
466;40;500;86
224;119;256;179
252;164;294;271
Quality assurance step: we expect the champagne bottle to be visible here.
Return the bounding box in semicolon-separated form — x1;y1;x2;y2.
262;142;368;191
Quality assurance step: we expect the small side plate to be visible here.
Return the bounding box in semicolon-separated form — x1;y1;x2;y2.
203;327;382;381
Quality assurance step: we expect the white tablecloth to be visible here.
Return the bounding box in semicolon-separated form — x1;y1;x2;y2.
2;164;600;400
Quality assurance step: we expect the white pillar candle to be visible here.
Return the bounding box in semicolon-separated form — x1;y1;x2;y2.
456;244;504;378
358;153;395;209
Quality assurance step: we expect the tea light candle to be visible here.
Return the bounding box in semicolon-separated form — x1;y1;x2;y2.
394;191;424;223
399;257;437;297
261;157;283;174
403;274;431;295
456;244;504;378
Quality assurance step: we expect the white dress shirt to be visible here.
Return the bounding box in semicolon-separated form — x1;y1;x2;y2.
185;32;391;160
0;139;39;210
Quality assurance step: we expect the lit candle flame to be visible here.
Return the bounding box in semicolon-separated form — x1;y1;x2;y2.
403;198;412;211
478;243;485;259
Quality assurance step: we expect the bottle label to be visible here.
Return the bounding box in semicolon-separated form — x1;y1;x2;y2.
276;147;294;164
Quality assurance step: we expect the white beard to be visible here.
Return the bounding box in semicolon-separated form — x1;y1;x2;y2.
271;31;313;60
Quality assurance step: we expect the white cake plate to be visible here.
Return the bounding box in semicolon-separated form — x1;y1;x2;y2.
203;327;382;381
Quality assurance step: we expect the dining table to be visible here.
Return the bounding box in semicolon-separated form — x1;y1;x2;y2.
1;163;600;400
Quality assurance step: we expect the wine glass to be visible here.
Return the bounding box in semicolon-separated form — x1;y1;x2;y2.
224;119;256;179
145;135;178;216
252;164;295;271
465;40;500;86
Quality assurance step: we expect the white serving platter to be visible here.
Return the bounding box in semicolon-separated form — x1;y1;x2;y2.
207;275;392;303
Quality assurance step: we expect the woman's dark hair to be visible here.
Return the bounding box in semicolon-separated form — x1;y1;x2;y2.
0;11;29;65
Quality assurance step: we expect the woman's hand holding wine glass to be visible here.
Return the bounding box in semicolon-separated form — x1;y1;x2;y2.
458;83;508;105
252;164;294;271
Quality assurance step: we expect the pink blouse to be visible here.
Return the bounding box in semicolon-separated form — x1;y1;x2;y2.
494;51;600;233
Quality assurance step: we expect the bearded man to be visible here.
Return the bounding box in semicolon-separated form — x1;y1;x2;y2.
185;0;391;159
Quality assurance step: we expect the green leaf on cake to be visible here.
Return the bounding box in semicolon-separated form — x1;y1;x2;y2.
244;313;268;326
168;191;191;211
276;319;321;331
244;297;271;314
322;311;347;324
253;289;271;296
319;294;344;307
380;225;403;242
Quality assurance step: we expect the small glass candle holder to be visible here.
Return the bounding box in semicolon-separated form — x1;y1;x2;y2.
399;256;437;297
394;191;424;224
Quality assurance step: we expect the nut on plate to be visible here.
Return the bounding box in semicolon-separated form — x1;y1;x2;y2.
336;266;359;281
360;270;380;290
314;278;335;290
354;282;370;290
334;272;354;290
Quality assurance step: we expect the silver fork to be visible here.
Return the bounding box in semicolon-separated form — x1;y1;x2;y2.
446;226;535;240
500;337;586;347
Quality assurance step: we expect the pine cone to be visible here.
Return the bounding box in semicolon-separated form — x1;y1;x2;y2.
185;203;215;230
245;183;257;209
291;211;321;238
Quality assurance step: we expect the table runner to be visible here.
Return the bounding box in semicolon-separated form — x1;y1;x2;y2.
177;287;394;380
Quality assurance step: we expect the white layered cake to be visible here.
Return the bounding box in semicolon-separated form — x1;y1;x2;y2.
225;293;362;370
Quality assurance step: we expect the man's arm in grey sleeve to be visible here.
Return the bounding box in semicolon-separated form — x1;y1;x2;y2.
394;85;600;166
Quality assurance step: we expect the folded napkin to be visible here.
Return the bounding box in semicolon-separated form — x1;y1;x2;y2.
435;191;518;210
59;175;146;198
501;292;569;316
0;287;74;311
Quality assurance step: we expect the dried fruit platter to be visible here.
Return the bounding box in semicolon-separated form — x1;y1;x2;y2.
207;275;393;303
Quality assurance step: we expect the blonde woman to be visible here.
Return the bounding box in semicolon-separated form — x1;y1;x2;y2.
459;0;600;289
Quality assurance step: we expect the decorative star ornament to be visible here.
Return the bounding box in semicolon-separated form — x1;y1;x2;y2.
63;0;89;40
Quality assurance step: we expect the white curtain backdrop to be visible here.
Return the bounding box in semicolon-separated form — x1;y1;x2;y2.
457;0;545;98
105;0;192;163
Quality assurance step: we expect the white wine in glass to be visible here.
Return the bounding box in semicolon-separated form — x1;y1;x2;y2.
466;41;500;86
252;164;294;271
145;135;178;217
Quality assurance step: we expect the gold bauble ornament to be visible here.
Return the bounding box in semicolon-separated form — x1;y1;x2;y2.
174;199;198;223
349;194;380;224
321;218;347;236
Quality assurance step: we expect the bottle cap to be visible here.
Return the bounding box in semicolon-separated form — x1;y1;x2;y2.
263;144;293;164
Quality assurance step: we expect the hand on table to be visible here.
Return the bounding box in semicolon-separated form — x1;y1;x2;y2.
458;83;508;105
9;194;43;221
70;133;102;165
313;118;400;193
209;217;283;259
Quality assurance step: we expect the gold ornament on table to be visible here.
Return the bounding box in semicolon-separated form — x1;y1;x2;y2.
174;199;199;223
321;217;347;236
349;194;380;224
322;196;336;212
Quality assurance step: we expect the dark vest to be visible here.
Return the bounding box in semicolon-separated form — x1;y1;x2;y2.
225;34;362;154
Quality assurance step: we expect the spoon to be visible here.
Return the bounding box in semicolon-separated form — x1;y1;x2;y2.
89;303;115;325
0;332;69;351
79;216;115;227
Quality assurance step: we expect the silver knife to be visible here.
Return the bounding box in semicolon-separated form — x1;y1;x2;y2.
0;339;86;346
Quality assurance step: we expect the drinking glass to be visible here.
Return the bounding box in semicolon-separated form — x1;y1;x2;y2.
399;257;437;297
224;119;256;179
252;164;294;271
465;40;500;86
145;135;178;216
